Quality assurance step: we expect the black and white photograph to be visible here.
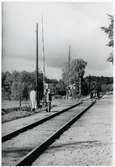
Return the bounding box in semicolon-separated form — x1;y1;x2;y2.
1;1;114;166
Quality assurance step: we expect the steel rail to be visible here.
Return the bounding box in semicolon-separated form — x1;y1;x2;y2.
2;102;82;142
16;100;96;166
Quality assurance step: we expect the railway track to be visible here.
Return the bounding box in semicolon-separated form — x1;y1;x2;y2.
2;101;82;142
2;100;96;166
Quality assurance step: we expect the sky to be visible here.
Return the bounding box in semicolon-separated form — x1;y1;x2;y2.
2;2;113;80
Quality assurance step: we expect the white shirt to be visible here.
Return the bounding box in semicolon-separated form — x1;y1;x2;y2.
30;90;36;109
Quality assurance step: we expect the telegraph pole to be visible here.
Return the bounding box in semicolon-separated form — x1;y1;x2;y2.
42;16;46;104
68;45;71;86
36;23;39;108
67;45;71;99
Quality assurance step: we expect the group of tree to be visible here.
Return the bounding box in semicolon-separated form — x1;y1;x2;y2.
61;58;113;97
2;69;113;102
101;14;114;63
62;58;87;97
85;75;113;94
2;71;58;101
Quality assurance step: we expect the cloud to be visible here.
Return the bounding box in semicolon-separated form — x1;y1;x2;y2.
2;2;113;79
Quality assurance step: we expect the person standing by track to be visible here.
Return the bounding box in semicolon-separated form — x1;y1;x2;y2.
30;88;37;111
96;83;101;98
46;89;52;112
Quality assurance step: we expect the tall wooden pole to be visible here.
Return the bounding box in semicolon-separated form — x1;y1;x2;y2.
67;45;71;99
68;45;71;86
42;16;46;103
36;23;39;108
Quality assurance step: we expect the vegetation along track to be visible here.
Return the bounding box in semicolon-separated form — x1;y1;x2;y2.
2;100;96;166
